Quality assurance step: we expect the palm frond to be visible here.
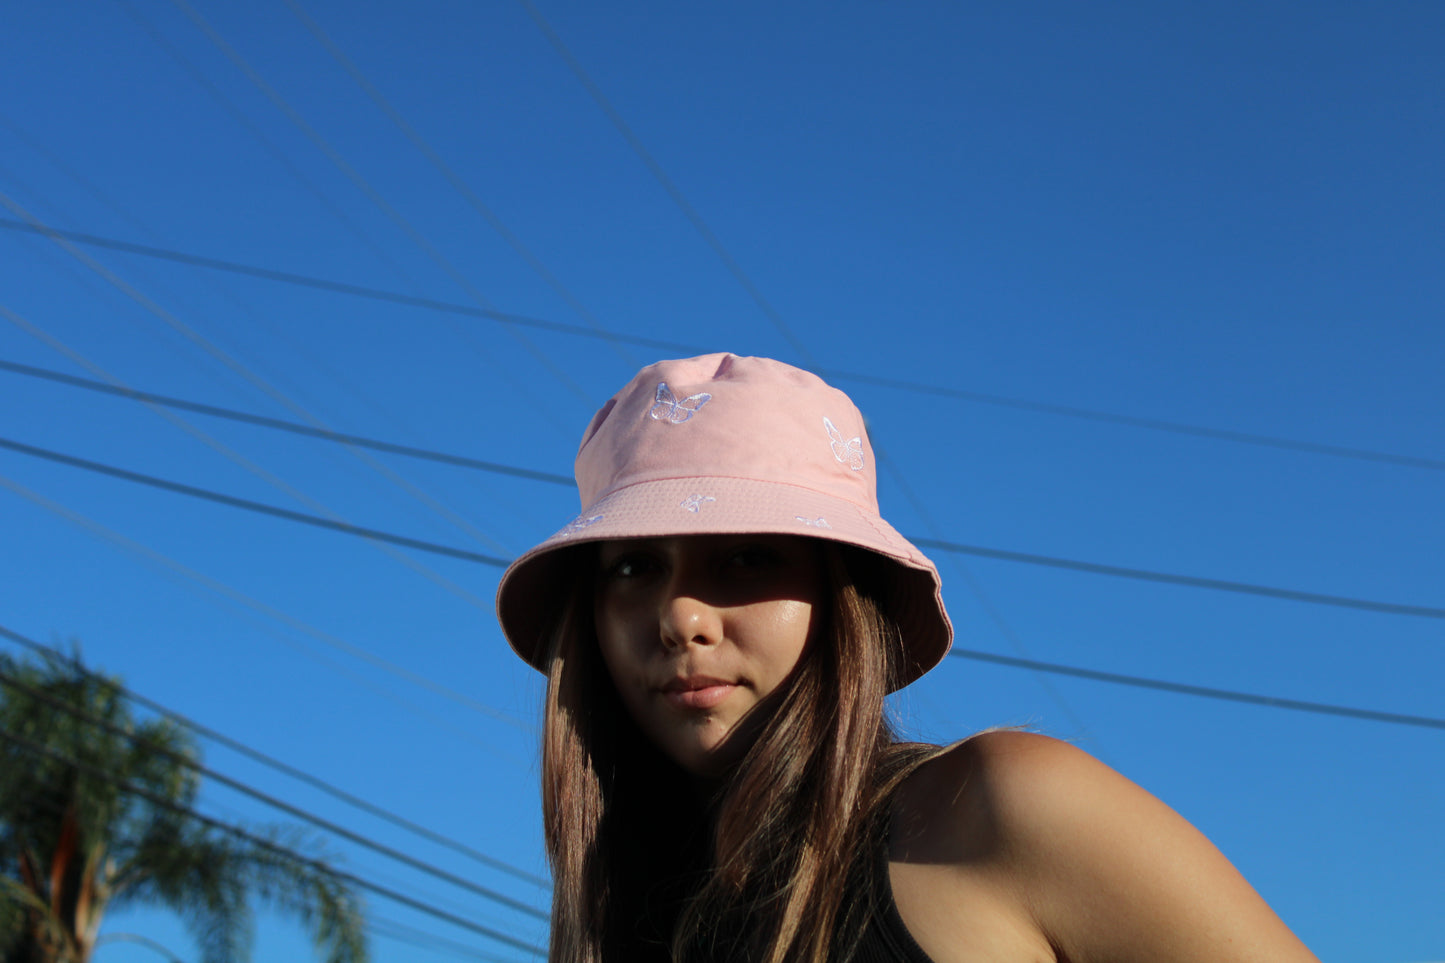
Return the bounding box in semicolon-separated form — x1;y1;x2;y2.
1;649;369;963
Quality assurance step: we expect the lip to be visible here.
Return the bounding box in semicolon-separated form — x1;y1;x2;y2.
659;675;738;710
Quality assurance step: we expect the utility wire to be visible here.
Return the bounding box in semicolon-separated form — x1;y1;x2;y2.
514;0;812;364
369;914;522;963
0;304;505;609
948;648;1445;731
0;109;169;255
0;474;531;738
0;667;548;919
0;729;547;958
3;669;542;909
0;358;575;487
872;430;1104;745
525;0;1103;747
912;537;1445;621
0;196;517;558
117;0;573;445
0;434;507;568
426;3;1445;744
0;624;545;887
517;4;1445;476
0;624;547;889
9;780;526;963
0;218;691;354
109;0;428;296
92;933;189;963
7;432;1443;623
815;368;1445;473
5;217;1436;475
280;0;638;371
2;191;1048;750
165;0;591;407
2;98;428;447
890;464;1102;746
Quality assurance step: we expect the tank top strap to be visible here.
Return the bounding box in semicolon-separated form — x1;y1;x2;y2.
847;832;936;963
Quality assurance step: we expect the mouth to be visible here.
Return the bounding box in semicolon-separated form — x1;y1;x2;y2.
659;675;739;710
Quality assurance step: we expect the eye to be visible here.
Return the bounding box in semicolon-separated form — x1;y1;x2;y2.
725;544;781;571
601;553;657;581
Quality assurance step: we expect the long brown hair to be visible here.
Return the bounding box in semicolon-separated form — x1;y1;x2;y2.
540;542;938;963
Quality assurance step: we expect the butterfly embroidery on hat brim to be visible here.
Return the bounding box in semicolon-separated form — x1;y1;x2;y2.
649;382;712;424
556;514;604;539
823;417;864;471
680;494;716;513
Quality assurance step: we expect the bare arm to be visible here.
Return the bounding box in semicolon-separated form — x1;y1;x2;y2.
890;731;1319;963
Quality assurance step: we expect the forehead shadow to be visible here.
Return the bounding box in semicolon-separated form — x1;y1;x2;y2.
593;534;831;606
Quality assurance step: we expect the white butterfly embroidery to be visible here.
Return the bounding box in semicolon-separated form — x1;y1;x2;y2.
680;494;716;513
557;513;604;539
823;417;864;471
648;382;712;424
795;516;831;528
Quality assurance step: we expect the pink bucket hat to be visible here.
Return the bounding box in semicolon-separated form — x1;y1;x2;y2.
495;353;952;686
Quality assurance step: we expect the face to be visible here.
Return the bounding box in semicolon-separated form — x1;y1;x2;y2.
594;534;825;778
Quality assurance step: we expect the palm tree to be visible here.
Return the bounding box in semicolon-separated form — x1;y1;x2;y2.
0;649;367;963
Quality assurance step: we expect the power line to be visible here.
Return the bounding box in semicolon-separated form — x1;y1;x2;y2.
517;1;1445;493
0;434;508;568
948;648;1445;731
0;107;449;467
109;0;428;295
115;0;573;447
0;665;548;920
913;537;1445;621
0;624;547;889
10;782;515;963
0;475;533;739
9;780;539;962
0;358;575;486
7;433;1443;622
0;624;545;887
816;369;1445;473
0;198;517;559
513;2;1103;747
92;933;190;963
0;217;694;354
5;217;1436;474
0;728;548;957
14;336;1430;736
164;0;592;407
280;0;638;371
1;303;504;608
369;914;523;963
514;0;812;366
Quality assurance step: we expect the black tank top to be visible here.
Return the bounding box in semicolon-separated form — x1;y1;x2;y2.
849;840;935;963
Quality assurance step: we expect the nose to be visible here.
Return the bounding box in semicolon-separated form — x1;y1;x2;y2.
658;588;723;650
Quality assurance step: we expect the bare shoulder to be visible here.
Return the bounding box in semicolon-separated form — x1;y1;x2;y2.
889;731;1319;963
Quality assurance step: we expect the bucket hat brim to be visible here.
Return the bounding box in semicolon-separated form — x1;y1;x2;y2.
494;353;953;688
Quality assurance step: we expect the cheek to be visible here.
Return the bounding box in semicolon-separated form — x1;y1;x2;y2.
776;598;817;641
594;613;650;718
594;623;631;693
753;599;820;677
593;596;626;672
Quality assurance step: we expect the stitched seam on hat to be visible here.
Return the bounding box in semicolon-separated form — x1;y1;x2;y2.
587;473;877;512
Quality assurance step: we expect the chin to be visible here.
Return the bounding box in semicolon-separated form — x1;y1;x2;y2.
666;721;764;782
658;738;735;780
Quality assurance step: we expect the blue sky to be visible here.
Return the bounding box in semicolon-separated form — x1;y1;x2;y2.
1;1;1441;961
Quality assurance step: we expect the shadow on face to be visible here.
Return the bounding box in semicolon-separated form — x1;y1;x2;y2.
590;534;829;780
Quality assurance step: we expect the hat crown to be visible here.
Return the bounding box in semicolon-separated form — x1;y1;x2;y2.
495;352;952;686
576;353;877;511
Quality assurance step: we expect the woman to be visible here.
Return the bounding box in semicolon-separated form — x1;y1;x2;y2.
496;354;1318;963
